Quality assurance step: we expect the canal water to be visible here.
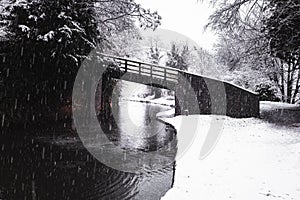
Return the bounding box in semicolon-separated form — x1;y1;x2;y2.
0;83;177;199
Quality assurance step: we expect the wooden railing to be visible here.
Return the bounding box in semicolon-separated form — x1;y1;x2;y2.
101;54;179;83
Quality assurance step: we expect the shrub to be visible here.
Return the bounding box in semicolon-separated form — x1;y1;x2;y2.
255;83;280;101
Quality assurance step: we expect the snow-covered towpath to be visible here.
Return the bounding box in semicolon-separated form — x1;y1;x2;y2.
160;101;300;200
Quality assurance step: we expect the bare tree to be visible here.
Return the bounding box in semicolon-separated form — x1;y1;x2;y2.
203;0;300;103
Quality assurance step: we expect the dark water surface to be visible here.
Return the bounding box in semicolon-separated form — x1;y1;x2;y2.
0;101;176;200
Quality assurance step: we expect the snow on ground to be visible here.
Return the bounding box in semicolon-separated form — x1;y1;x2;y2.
260;101;300;111
159;102;300;200
260;101;300;127
156;108;175;118
120;80;175;107
123;95;175;107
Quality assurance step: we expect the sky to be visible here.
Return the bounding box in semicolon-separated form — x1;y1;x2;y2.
136;0;218;50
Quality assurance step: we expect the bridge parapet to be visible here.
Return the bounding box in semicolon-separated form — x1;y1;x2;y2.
101;53;178;84
174;71;259;118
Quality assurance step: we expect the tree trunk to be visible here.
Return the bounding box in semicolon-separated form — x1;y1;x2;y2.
286;60;294;103
280;63;286;102
291;67;300;103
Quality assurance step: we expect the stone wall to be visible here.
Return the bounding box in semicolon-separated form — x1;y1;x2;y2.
174;71;260;118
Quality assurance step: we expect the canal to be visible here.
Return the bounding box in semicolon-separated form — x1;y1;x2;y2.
0;83;177;200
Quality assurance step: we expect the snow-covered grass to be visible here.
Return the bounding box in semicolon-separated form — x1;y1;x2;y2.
260;101;300;127
260;101;300;111
159;101;300;200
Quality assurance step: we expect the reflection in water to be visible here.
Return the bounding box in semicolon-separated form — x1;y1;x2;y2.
0;100;177;199
114;100;176;152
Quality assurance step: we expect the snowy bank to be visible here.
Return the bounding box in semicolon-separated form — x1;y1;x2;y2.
260;101;300;111
160;113;300;200
122;95;175;107
119;80;175;107
156;108;175;118
260;101;300;126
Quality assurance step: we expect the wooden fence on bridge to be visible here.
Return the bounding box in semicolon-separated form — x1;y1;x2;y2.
101;54;179;84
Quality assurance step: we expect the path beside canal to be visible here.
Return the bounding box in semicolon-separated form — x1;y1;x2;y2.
160;101;300;200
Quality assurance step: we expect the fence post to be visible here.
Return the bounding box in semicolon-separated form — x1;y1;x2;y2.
124;60;128;72
139;63;141;75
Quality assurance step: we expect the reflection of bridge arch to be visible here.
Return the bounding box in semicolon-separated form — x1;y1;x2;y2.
99;54;259;118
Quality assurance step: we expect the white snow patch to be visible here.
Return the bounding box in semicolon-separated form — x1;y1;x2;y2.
160;115;300;200
18;24;30;33
156;108;175;118
28;15;37;21
119;81;175;107
123;95;175;107
37;31;55;42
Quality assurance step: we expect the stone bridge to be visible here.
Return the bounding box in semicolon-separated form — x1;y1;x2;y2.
99;54;259;118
